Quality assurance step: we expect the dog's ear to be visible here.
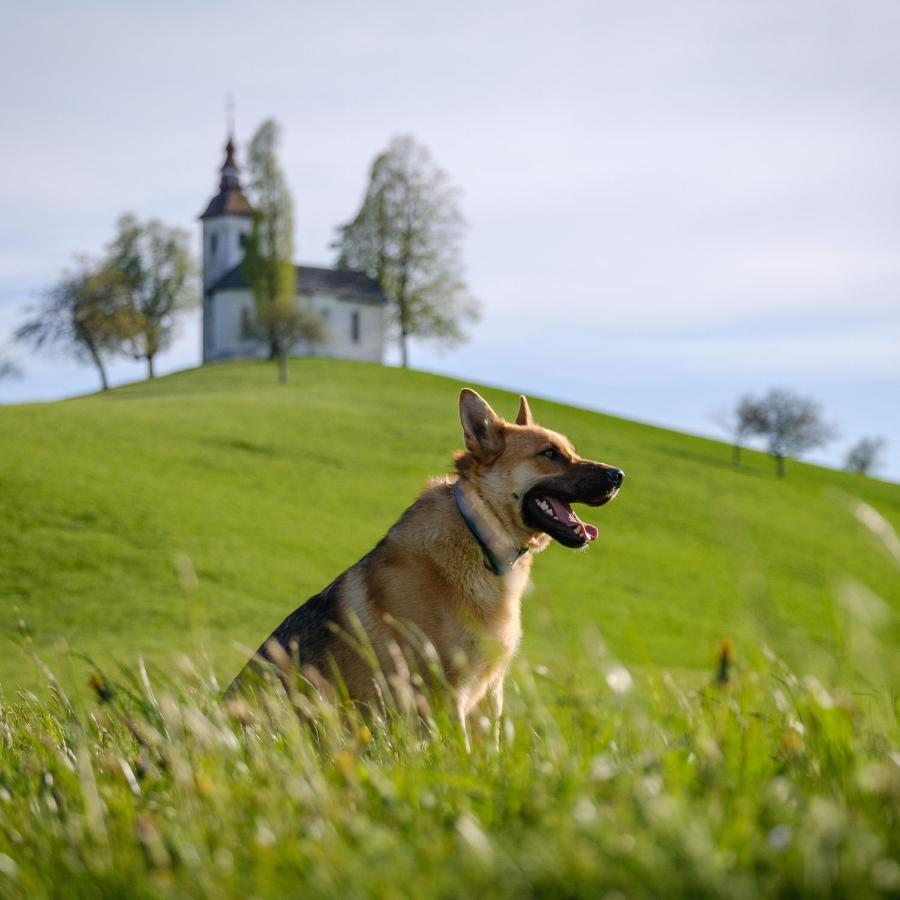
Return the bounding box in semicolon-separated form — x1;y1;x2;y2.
459;389;504;461
515;395;533;427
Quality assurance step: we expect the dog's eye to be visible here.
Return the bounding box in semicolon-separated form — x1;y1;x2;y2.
542;447;562;461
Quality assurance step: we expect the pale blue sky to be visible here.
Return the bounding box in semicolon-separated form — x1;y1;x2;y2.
1;0;898;479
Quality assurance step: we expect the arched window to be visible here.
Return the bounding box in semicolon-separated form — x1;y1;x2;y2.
351;310;360;343
210;233;218;255
239;232;247;249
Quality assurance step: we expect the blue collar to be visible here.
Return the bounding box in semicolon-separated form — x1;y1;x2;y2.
453;480;529;577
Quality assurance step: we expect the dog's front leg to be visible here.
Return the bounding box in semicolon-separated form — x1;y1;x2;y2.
457;700;471;753
489;679;504;751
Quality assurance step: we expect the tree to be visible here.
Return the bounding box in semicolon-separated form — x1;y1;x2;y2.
333;135;479;368
106;214;195;379
240;119;316;382
0;350;21;381
845;437;886;476
15;260;132;391
755;387;836;478
254;298;325;385
714;394;768;465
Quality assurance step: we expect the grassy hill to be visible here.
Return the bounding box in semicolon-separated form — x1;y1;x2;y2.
1;359;898;897
1;358;898;693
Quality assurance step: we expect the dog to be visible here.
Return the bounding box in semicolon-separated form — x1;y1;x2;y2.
230;389;623;746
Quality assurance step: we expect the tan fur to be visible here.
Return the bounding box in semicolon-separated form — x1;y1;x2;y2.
233;389;622;748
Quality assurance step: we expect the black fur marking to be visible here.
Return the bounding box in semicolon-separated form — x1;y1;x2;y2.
226;575;347;695
264;574;346;667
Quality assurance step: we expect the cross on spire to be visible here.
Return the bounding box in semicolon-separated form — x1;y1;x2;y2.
226;93;235;138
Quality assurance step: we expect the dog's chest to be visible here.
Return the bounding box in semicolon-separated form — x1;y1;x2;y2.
468;562;530;656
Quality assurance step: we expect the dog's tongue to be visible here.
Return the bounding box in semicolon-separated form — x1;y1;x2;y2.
547;496;599;542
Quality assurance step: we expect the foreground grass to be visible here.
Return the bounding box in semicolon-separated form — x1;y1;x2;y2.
1;359;899;692
0;642;897;898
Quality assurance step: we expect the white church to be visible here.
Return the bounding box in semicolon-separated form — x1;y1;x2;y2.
199;136;387;364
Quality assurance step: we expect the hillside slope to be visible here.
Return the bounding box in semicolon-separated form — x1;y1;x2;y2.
1;359;898;691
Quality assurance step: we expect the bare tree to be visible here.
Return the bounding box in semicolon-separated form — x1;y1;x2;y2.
106;214;196;379
756;387;836;477
15;260;132;391
252;298;325;385
713;394;769;465
845;437;887;476
0;350;22;381
333;135;480;368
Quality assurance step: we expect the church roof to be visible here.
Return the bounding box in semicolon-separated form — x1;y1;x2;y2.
200;189;254;219
211;263;388;305
200;136;254;220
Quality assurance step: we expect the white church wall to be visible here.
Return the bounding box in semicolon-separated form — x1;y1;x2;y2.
210;288;264;359
207;289;384;363
302;293;384;362
201;215;252;292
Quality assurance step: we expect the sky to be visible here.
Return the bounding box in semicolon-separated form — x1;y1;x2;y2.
1;0;898;479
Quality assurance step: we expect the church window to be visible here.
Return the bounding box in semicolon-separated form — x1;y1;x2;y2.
210;233;218;255
239;232;247;249
351;310;360;343
240;307;254;340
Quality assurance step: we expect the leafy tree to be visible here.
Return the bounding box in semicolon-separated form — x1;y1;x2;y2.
714;394;768;465
15;260;132;391
845;437;886;476
755;387;836;478
241;119;319;382
106;214;195;379
333;135;479;368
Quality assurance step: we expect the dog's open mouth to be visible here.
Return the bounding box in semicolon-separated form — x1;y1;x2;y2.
523;488;616;548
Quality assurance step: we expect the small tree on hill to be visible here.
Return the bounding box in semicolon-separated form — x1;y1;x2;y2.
106;214;196;379
756;387;836;478
333;135;479;368
714;394;769;465
241;119;319;383
845;437;886;476
15;260;132;391
253;297;325;385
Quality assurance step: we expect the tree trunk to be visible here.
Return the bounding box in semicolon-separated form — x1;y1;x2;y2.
397;262;410;368
732;443;741;466
775;455;785;478
146;354;156;379
86;342;109;392
278;352;287;384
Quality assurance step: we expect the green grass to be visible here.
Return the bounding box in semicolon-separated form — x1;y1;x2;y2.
0;641;897;897
0;358;898;897
1;358;897;690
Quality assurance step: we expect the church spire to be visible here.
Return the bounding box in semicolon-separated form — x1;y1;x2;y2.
219;136;241;192
200;134;254;220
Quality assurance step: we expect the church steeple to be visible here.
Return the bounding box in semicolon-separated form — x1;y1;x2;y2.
200;135;254;220
200;134;256;364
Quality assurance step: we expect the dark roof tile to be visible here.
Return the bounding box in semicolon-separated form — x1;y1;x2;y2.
199;188;254;219
211;263;387;304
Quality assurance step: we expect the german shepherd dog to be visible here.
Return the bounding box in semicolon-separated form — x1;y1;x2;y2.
231;389;623;746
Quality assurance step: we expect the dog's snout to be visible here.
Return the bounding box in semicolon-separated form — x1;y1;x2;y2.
608;468;624;488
